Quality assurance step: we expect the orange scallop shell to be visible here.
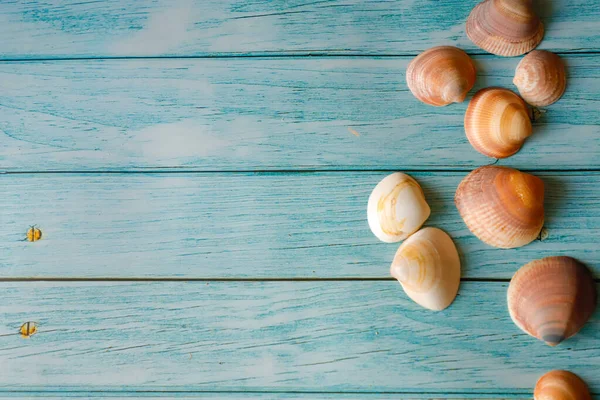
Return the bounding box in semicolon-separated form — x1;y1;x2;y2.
465;88;532;159
406;46;476;106
534;370;592;400
454;166;544;249
514;50;567;107
508;257;597;346
466;0;544;57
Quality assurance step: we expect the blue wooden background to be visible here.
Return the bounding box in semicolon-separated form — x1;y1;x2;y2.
0;0;599;398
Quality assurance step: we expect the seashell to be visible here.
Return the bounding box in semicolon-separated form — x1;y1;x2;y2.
534;370;592;400
390;227;460;311
514;50;566;107
466;0;544;57
508;256;597;346
406;46;476;106
465;88;533;158
367;172;431;243
455;166;544;249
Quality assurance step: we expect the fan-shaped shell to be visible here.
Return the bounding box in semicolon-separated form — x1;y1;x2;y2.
514;50;566;107
534;370;592;400
406;46;476;106
390;227;461;311
367;173;431;243
466;0;544;57
508;257;597;346
465;88;533;158
454;166;544;249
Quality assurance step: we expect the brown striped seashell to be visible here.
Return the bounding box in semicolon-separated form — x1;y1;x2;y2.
534;370;592;400
406;46;476;106
466;0;544;57
455;166;544;249
390;227;461;311
367;172;431;243
508;257;597;346
514;50;567;107
465;88;533;158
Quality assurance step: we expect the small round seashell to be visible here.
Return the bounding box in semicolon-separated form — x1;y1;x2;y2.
514;50;566;107
390;227;461;311
466;0;544;57
454;166;544;249
534;370;592;400
465;88;533;159
20;322;38;338
508;257;597;346
406;46;476;106
26;226;42;242
367;172;430;243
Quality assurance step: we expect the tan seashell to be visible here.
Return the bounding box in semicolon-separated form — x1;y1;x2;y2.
390;227;460;311
508;257;597;346
406;46;476;106
455;166;544;249
514;50;566;107
367;173;431;243
465;88;533;158
534;370;592;400
466;0;544;57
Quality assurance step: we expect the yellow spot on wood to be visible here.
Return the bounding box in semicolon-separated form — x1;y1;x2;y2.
20;322;37;338
26;226;42;242
348;127;360;137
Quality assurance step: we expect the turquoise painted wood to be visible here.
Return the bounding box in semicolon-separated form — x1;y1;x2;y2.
0;55;599;172
0;281;598;394
1;0;599;398
1;172;598;279
0;396;527;400
0;0;598;58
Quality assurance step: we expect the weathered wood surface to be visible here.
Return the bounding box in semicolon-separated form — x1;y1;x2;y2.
1;172;598;279
0;282;598;393
2;1;599;398
0;0;598;58
0;55;598;172
0;396;527;400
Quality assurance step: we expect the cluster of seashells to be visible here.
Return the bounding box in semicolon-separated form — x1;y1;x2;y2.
367;0;595;396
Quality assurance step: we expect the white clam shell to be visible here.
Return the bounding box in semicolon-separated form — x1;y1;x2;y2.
367;172;431;243
390;227;461;311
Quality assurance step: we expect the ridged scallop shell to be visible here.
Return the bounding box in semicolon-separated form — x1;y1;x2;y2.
390;227;461;311
514;50;566;107
465;88;533;158
454;166;544;249
367;173;431;243
466;0;544;57
534;370;592;400
406;46;476;106
508;257;597;346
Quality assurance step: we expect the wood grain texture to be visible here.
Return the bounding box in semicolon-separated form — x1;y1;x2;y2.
0;396;528;399
0;0;598;58
0;56;598;172
1;172;598;279
0;281;598;393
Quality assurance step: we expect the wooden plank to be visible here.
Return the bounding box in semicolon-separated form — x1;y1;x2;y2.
0;0;598;58
0;56;598;172
0;281;598;393
0;396;528;400
0;172;597;279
